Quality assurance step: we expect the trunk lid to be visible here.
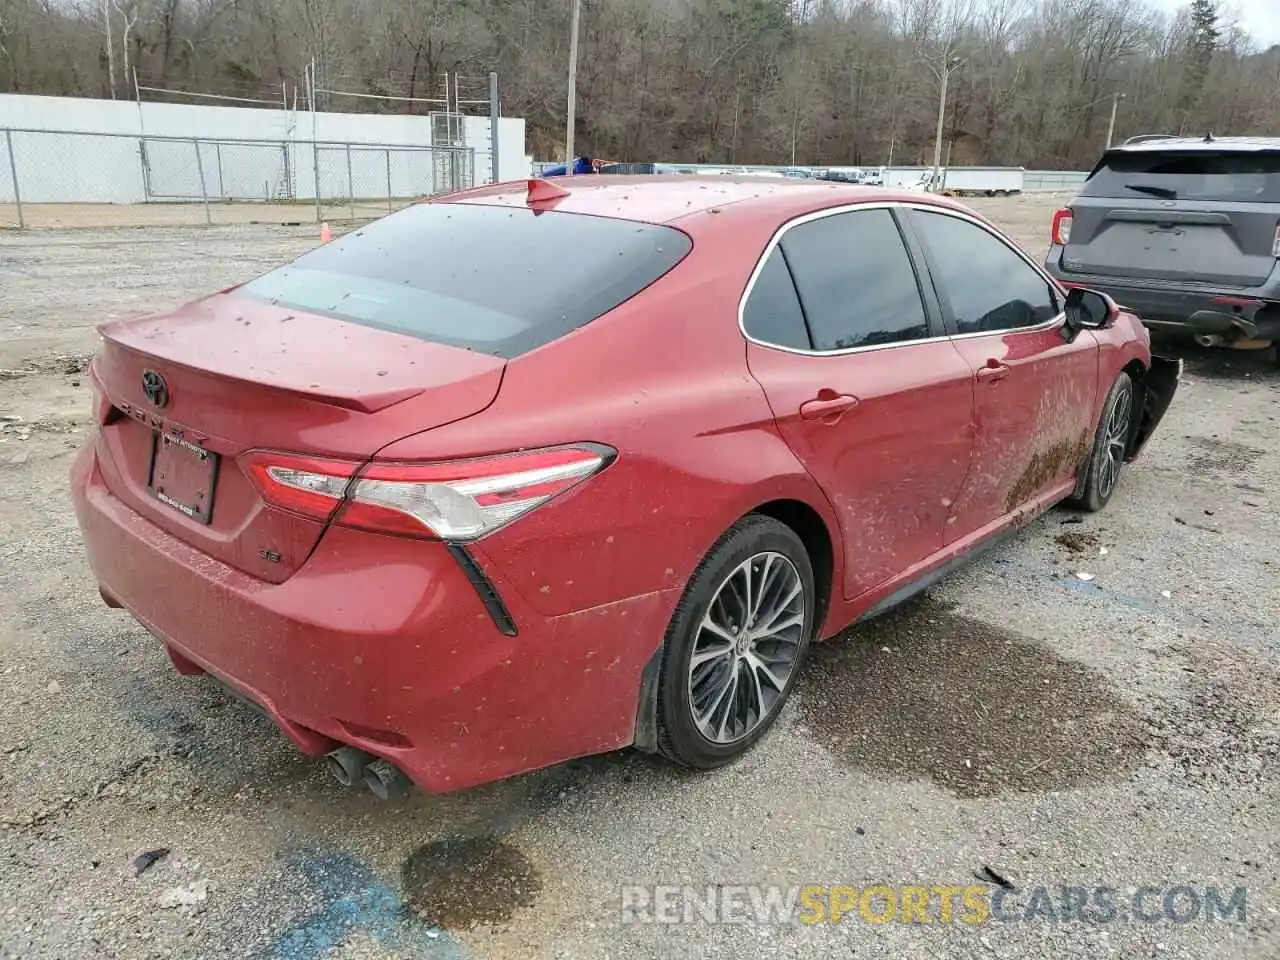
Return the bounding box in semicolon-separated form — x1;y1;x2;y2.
1058;146;1280;287
91;292;505;582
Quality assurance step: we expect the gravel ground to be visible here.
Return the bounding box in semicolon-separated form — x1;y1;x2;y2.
0;201;403;231
0;195;1277;960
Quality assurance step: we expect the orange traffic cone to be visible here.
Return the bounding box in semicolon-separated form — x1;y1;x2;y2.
320;221;332;243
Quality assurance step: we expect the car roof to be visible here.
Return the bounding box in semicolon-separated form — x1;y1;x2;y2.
431;175;959;227
1108;135;1280;154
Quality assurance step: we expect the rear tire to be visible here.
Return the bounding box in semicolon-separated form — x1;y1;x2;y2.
1070;372;1135;513
655;515;815;770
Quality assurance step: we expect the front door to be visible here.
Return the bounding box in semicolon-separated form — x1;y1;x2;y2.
742;205;975;600
905;208;1099;543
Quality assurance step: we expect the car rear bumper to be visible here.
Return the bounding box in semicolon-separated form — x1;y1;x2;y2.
70;442;675;794
1043;255;1280;339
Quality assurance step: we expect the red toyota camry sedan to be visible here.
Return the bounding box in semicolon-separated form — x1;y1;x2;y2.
71;176;1178;797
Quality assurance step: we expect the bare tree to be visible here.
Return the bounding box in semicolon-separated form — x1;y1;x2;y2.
0;0;1276;167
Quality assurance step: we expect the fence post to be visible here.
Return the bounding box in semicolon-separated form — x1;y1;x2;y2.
311;141;322;223
4;130;23;230
346;143;355;220
488;72;500;183
215;142;225;197
192;138;211;226
385;149;393;213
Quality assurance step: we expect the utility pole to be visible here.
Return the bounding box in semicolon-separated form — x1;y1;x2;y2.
564;0;582;166
790;97;801;167
1105;91;1126;149
926;53;963;193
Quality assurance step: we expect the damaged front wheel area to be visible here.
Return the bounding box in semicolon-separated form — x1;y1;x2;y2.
1070;371;1134;513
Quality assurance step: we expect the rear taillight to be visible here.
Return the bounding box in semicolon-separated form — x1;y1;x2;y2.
87;362;127;426
241;453;357;523
1272;223;1280;258
1051;208;1073;246
242;445;612;541
88;364;111;425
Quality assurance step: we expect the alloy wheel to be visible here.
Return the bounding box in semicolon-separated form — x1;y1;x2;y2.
687;551;806;744
1098;384;1132;500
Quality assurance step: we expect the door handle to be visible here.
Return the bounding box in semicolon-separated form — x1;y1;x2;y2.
800;394;859;421
975;361;1010;383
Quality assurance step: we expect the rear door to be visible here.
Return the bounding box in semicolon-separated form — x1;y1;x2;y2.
742;205;975;601
906;207;1099;542
1057;147;1280;287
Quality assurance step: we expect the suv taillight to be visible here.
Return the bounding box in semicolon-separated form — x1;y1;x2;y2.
1051;208;1073;246
1272;222;1280;258
242;445;613;541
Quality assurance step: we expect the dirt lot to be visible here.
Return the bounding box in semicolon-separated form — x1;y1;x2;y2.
1;195;1278;960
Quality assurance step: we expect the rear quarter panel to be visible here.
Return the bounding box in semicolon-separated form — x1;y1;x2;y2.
374;213;845;620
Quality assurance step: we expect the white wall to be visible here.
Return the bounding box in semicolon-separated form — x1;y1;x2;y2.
0;93;528;204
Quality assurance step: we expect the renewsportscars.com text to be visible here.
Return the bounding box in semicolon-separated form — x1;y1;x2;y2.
620;884;1248;926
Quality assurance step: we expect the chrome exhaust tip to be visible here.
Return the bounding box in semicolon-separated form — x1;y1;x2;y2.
325;746;373;787
363;758;411;800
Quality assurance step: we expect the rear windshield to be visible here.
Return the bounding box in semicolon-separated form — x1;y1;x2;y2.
239;202;692;359
1081;150;1280;203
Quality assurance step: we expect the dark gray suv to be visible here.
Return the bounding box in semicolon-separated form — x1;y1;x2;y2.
1043;135;1280;360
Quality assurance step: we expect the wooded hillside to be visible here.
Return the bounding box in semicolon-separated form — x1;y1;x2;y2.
1;0;1277;168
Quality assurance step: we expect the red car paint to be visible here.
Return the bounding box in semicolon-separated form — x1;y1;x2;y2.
70;176;1161;793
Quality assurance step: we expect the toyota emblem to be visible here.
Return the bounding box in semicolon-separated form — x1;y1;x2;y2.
141;370;169;408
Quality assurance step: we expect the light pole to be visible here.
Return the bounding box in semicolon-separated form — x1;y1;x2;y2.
789;95;801;167
565;0;582;167
926;53;964;193
1105;91;1126;149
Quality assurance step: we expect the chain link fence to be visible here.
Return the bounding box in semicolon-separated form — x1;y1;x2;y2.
0;128;474;230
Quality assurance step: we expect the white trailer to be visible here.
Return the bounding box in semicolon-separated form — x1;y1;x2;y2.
917;166;1024;196
882;167;928;188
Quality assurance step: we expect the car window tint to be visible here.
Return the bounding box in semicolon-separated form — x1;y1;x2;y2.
779;209;929;351
239;202;692;359
912;211;1060;334
742;247;810;350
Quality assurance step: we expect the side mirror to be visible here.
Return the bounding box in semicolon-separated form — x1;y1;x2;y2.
1064;287;1115;332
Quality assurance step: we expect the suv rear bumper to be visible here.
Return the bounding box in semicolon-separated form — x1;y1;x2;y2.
1043;256;1280;341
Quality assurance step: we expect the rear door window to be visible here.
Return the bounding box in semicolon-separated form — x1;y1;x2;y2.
742;247;811;350
1081;150;1280;203
239;202;692;359
779;208;930;351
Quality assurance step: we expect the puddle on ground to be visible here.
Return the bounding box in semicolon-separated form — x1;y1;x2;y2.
795;598;1145;798
401;836;541;930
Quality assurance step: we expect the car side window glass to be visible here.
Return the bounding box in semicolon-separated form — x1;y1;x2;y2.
913;211;1060;335
742;247;811;350
779;209;930;351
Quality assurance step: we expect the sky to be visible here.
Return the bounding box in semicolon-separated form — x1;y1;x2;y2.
1151;0;1280;49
